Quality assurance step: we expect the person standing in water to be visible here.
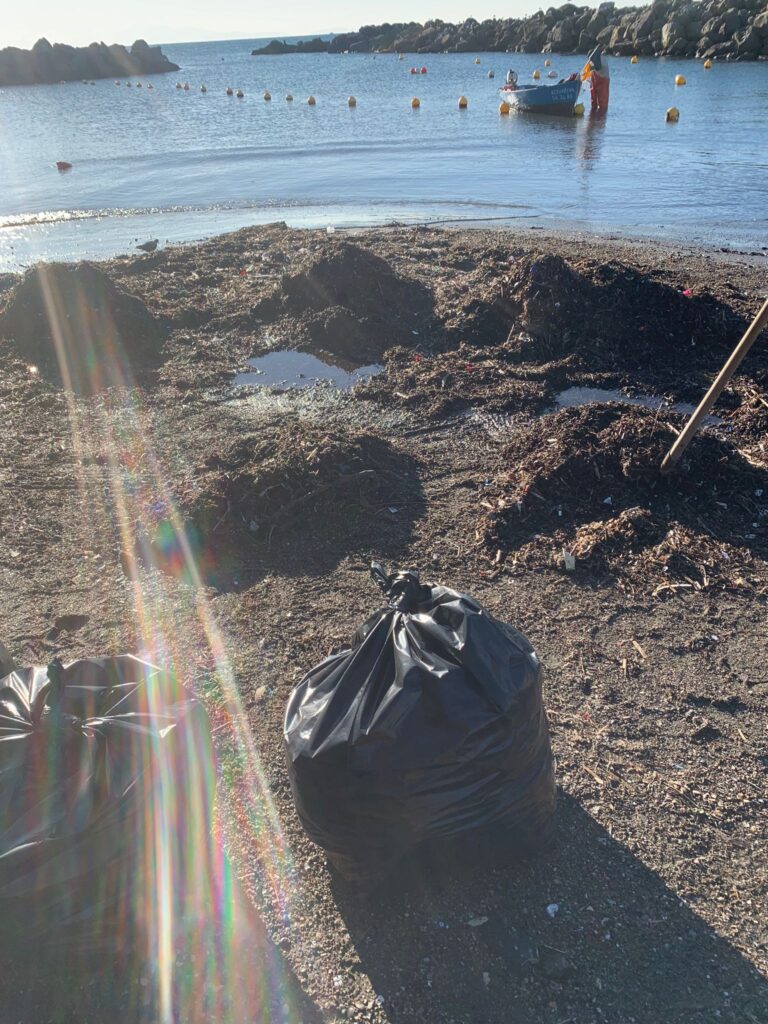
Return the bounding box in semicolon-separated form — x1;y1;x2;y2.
583;46;610;113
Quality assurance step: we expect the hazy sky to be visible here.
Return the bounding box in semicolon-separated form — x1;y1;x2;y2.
4;1;539;49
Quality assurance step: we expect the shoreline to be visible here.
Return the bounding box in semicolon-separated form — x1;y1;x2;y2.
1;222;767;1021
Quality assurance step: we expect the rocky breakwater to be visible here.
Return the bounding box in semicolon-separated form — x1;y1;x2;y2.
0;38;180;87
252;2;768;60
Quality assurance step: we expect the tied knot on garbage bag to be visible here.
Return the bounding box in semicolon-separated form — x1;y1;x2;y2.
0;654;215;952
284;564;556;889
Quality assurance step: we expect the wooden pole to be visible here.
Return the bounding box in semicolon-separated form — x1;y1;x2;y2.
660;296;768;475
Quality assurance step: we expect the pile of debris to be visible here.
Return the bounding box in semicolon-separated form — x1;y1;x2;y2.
251;242;434;364
183;423;403;545
0;262;167;391
443;254;749;392
481;404;768;593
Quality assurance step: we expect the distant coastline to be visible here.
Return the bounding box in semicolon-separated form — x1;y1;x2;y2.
253;1;768;60
0;38;180;87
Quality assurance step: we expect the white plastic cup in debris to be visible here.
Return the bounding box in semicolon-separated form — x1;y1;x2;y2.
562;549;576;572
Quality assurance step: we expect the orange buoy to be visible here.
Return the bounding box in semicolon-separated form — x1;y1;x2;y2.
411;96;420;108
499;100;510;115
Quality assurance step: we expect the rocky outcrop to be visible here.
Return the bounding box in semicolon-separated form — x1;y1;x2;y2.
252;2;768;60
0;38;180;87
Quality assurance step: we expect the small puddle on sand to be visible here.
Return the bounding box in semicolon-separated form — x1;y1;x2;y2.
554;386;722;425
234;350;382;391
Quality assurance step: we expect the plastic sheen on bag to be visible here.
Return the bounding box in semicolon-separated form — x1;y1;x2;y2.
0;655;215;951
284;565;556;885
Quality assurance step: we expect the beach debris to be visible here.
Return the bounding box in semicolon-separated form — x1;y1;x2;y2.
0;262;167;391
546;903;559;919
467;916;489;928
480;405;768;593
562;549;576;572
136;239;159;253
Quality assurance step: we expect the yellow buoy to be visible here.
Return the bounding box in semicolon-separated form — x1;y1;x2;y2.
499;100;510;115
307;95;316;105
236;89;244;98
544;58;552;67
411;96;420;108
704;58;713;69
264;91;271;101
573;102;585;116
666;106;680;122
675;74;686;85
285;93;293;101
458;95;468;108
474;57;481;64
532;69;540;80
348;95;356;106
631;55;638;64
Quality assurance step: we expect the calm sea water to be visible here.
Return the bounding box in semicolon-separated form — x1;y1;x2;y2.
0;38;766;269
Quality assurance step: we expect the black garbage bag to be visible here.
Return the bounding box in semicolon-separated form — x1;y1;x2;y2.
0;655;215;952
284;565;556;886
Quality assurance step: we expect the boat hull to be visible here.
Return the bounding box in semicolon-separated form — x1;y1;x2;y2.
500;79;582;115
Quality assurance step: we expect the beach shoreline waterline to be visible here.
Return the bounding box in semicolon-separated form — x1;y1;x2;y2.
1;43;766;269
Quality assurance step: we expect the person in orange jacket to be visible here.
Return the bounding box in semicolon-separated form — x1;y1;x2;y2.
583;46;610;113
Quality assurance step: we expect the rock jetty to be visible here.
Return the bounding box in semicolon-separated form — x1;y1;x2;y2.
0;38;180;87
252;1;768;60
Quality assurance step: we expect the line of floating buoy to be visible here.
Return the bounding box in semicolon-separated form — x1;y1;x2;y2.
704;58;713;68
547;70;557;78
499;100;510;115
631;55;639;63
544;59;552;67
666;106;680;121
411;96;420;108
176;82;182;89
147;83;153;89
285;93;293;101
307;95;316;105
200;84;207;93
126;82;132;87
226;87;233;95
348;95;356;107
675;74;686;85
264;90;271;101
115;80;120;85
532;69;540;79
573;102;585;116
183;82;190;90
136;82;143;88
458;95;468;108
236;89;244;98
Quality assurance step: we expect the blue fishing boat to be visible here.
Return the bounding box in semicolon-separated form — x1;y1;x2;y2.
500;74;582;115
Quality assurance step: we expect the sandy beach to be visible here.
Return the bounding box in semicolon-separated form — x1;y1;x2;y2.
1;222;767;1023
